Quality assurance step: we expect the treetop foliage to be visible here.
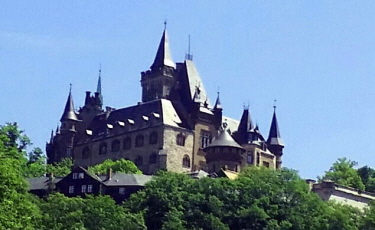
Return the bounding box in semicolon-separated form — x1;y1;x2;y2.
4;122;375;229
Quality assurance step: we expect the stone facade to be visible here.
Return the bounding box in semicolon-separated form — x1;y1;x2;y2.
46;27;285;174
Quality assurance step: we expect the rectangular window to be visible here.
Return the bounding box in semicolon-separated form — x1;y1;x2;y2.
200;131;211;148
247;153;253;164
87;185;93;193
78;173;84;179
256;152;260;166
66;147;72;157
69;186;74;194
119;187;126;195
72;173;78;179
81;185;87;193
263;161;270;168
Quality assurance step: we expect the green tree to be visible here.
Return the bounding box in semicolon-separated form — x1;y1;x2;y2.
38;193;145;230
126;167;356;230
88;158;142;175
46;157;73;177
0;123;41;229
357;166;375;193
320;158;365;191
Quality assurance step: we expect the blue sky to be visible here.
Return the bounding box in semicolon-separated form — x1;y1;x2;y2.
1;1;375;179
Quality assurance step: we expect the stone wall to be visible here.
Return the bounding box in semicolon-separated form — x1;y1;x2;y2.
163;127;194;173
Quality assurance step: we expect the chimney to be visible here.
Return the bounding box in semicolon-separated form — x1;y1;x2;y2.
85;91;91;105
107;168;113;180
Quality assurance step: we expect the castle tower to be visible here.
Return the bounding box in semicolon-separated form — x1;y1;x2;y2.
60;86;80;132
47;87;80;164
267;106;284;169
204;123;245;173
141;26;176;102
234;107;254;144
80;70;104;121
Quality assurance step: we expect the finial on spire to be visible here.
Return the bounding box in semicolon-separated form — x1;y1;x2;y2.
185;35;193;60
69;83;72;93
164;20;167;30
273;99;277;112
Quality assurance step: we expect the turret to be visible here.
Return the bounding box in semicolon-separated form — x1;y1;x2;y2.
204;123;245;173
234;107;254;144
213;92;223;130
141;24;176;102
60;86;79;132
267;106;284;169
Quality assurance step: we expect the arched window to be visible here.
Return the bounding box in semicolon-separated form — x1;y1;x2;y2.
111;139;120;152
149;153;158;164
123;137;131;150
176;133;186;146
135;135;144;147
82;147;90;159
99;142;107;155
182;155;190;168
149;131;158;144
135;156;143;167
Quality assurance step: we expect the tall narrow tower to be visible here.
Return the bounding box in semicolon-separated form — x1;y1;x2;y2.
141;25;176;102
267;106;284;169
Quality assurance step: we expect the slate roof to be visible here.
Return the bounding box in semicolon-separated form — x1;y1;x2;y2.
60;91;79;122
180;60;211;107
151;29;175;69
267;110;284;146
100;174;153;186
27;177;62;191
206;128;244;150
85;99;185;140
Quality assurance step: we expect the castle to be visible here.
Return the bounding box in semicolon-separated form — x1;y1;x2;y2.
46;28;284;175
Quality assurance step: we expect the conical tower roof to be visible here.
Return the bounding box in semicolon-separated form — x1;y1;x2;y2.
214;92;222;110
60;89;79;122
238;107;254;132
206;124;244;150
151;28;176;70
96;68;103;106
267;108;284;146
235;107;255;144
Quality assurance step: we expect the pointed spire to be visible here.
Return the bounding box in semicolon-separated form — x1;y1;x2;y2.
56;125;60;134
267;105;284;146
49;129;54;143
151;26;176;70
96;66;103;106
238;107;254;132
60;85;79;122
235;107;255;144
214;91;222;110
185;34;193;61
